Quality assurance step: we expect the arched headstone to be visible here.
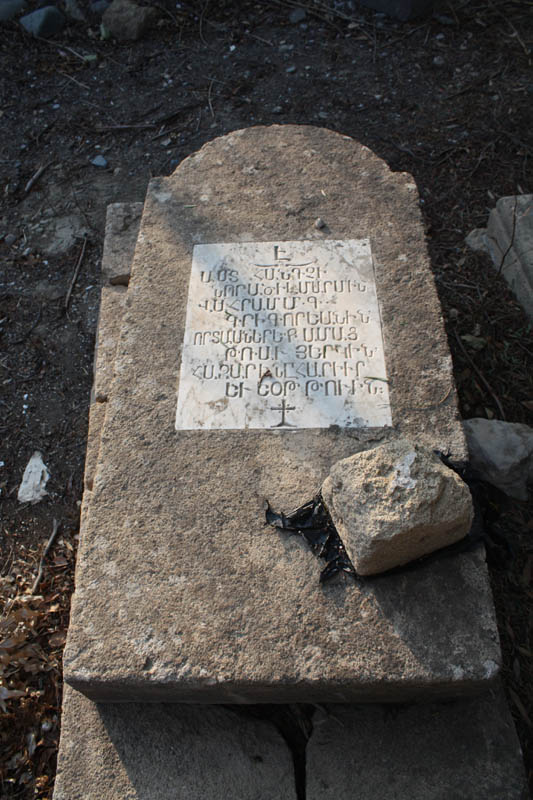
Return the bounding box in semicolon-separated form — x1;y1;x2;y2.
64;126;500;703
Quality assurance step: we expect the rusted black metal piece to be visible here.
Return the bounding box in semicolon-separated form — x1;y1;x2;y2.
265;495;357;583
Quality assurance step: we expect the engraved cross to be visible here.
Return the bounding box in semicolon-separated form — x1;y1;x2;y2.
271;399;296;428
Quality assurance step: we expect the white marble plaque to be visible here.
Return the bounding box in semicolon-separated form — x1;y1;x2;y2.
175;240;392;430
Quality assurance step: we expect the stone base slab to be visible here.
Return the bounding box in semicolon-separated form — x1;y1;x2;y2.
307;688;528;799
53;686;297;800
53;685;527;799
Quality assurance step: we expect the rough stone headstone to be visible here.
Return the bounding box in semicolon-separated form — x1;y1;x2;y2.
102;0;157;40
322;439;473;575
54;686;297;800
64;0;85;21
101;201;142;285
306;689;527;799
464;417;533;501
20;5;64;36
0;0;25;21
64;126;500;703
356;0;434;21
466;194;533;320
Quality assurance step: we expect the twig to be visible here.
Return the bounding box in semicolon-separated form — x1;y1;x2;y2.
152;125;178;141
31;519;60;595
24;162;53;194
207;79;215;120
490;1;531;57
35;36;88;62
379;23;428;51
151;101;203;128
496;195;518;276
58;71;90;90
150;103;204;140
65;236;88;311
95;123;156;132
199;0;209;46
454;330;506;420
12;306;42;345
447;1;460;24
248;32;273;46
442;69;503;101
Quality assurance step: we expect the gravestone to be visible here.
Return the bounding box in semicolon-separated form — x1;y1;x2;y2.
63;126;500;703
467;194;533;320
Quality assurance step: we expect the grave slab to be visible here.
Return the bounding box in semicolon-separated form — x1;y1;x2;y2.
64;126;500;703
307;687;528;799
53;686;296;800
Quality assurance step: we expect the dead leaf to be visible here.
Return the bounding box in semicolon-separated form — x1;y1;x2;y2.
0;686;25;711
48;631;66;648
461;334;487;351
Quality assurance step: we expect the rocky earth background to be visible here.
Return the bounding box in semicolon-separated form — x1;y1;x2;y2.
0;0;532;796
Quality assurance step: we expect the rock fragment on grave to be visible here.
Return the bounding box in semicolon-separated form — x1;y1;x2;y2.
321;440;473;575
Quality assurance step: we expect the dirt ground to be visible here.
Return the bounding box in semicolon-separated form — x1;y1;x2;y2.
1;0;532;796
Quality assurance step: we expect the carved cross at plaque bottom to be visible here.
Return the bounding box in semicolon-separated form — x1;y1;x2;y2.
271;398;296;428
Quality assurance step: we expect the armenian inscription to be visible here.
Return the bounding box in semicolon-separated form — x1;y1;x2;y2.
175;240;392;430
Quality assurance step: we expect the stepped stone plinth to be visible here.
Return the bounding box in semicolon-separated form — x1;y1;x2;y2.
53;185;527;800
